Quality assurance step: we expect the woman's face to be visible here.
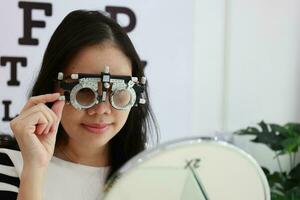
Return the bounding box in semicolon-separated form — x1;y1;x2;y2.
60;43;132;148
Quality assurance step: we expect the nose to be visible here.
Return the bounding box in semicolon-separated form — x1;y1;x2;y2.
86;99;111;115
86;83;111;115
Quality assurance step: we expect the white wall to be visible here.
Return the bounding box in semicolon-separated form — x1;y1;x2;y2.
225;0;300;131
192;0;300;172
192;0;226;135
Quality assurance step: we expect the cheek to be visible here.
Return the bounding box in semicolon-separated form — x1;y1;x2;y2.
114;110;130;128
60;105;81;128
62;104;75;117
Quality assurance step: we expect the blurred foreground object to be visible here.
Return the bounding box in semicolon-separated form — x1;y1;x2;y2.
103;137;270;200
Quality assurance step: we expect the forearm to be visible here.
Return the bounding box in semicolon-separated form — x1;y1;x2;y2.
17;166;47;200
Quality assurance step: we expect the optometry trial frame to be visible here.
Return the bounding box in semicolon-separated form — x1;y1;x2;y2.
57;66;147;110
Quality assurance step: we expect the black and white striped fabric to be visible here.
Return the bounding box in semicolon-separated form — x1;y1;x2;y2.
0;148;21;199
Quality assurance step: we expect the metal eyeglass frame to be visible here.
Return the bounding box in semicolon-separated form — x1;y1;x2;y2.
57;66;147;110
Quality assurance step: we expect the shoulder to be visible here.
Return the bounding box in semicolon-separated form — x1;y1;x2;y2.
0;148;22;199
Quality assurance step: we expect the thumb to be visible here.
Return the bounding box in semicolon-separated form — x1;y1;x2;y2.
48;100;65;135
51;100;65;121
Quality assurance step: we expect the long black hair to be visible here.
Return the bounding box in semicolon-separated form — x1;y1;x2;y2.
1;10;158;181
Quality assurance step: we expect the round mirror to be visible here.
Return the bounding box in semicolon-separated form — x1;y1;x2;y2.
103;137;270;200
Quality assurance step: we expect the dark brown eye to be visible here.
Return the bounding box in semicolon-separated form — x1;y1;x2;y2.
76;88;96;106
112;89;131;107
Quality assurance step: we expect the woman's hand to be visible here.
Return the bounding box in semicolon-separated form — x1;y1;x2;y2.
10;93;65;169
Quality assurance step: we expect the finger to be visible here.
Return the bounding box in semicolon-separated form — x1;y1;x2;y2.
20;103;55;134
41;105;57;135
10;112;46;152
21;111;49;135
21;102;59;135
34;104;54;135
36;123;48;135
49;100;65;133
21;93;60;113
33;111;49;135
51;100;65;120
23;103;56;136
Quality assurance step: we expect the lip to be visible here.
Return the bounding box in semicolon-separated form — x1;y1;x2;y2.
81;123;110;134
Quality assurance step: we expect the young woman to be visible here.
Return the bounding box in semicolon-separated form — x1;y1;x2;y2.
0;10;158;200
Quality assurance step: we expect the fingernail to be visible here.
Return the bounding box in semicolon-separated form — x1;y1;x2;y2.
58;95;65;101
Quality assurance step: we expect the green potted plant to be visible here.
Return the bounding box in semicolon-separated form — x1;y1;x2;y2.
234;121;300;200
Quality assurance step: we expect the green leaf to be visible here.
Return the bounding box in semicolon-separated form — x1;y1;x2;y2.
284;123;300;137
270;124;289;137
266;171;287;188
252;121;285;151
285;186;300;199
271;193;286;200
262;166;270;176
235;121;288;151
234;126;260;136
280;137;300;154
289;163;300;181
259;121;269;132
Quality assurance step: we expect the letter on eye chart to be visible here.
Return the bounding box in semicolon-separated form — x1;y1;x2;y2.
18;1;52;45
2;100;17;122
0;57;27;86
105;6;136;33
